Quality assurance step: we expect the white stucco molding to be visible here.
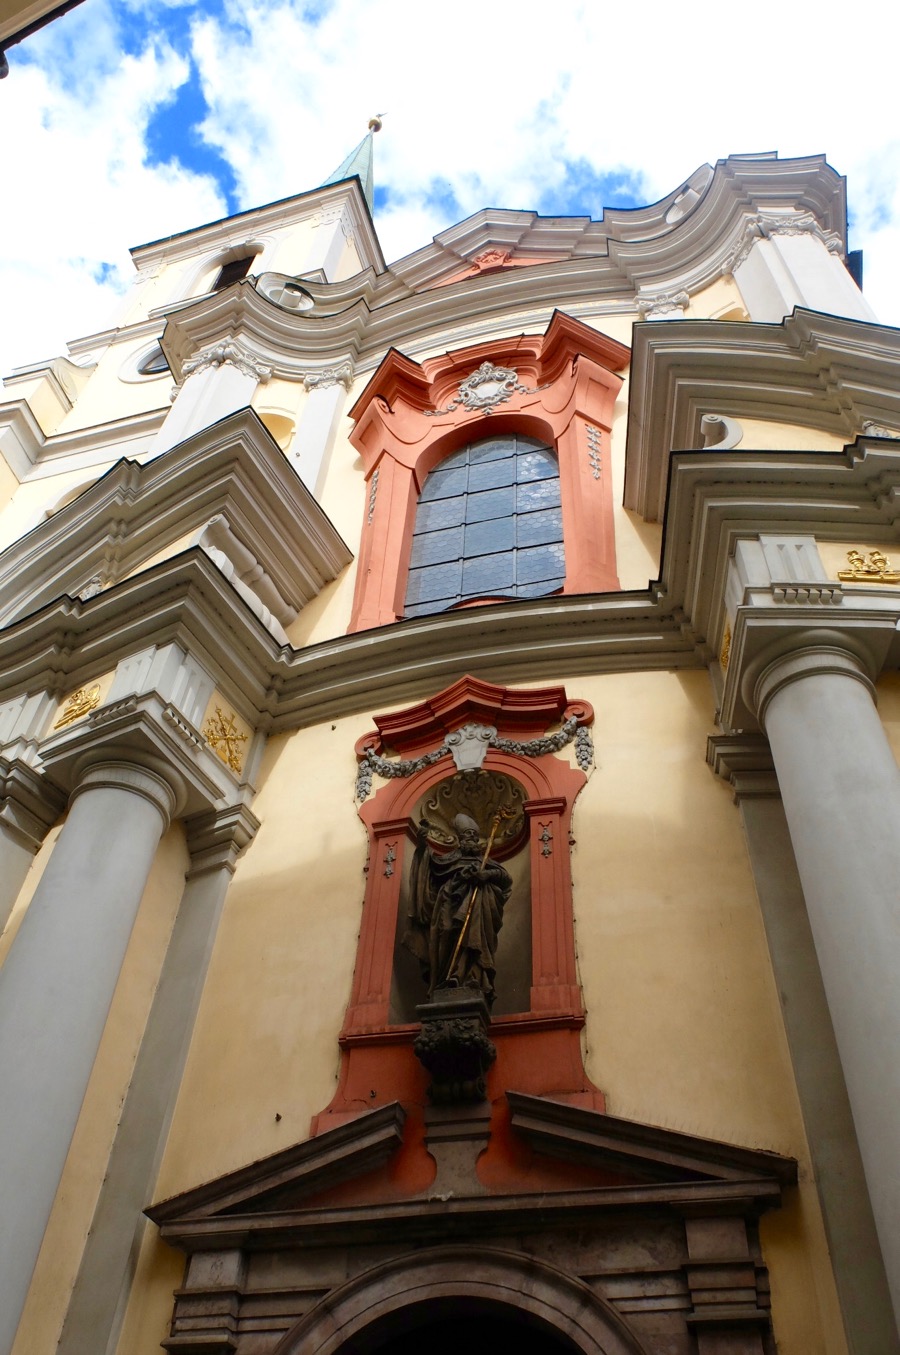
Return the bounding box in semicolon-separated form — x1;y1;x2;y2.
301;361;355;391
723;211;844;277
625;310;900;523
180;339;273;386
635;290;690;320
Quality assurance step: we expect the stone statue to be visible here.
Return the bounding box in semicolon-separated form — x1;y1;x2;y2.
404;812;513;1006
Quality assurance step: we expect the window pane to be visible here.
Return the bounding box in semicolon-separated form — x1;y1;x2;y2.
471;437;515;462
465;516;515;557
462;551;515;595
517;449;558;482
517;478;561;512
408;525;464;568
468;455;516;492
405;559;462;605
419;464;468;502
517;543;566;584
466;486;515;522
415;495;467;533
516;507;563;548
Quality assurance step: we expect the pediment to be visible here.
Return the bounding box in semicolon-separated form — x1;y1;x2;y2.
0;407;352;631
507;1091;796;1188
147;1093;795;1254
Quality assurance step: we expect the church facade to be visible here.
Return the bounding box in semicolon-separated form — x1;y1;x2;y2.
0;146;898;1355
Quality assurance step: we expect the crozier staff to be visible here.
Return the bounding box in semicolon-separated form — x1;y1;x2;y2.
404;812;513;1006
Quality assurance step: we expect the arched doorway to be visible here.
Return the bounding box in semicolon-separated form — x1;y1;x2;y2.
351;1301;582;1355
274;1247;649;1355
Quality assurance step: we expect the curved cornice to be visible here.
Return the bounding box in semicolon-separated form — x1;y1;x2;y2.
625;309;900;522
158;154;849;385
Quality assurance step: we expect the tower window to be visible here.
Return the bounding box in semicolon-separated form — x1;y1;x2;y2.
404;434;564;617
212;255;256;291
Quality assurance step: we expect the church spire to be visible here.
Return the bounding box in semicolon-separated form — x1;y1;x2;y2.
321;116;383;213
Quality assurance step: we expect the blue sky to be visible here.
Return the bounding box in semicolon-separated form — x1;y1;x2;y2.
1;0;898;375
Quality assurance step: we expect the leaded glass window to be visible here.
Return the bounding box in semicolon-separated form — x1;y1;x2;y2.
404;434;564;617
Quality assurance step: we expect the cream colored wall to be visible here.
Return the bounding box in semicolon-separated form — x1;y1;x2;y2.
52;338;170;436
113;668;845;1354
0;464;107;552
0;451;18;515
8;822;189;1355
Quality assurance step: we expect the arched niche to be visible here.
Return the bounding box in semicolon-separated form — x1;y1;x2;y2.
274;1246;649;1355
311;676;602;1136
350;744;585;1034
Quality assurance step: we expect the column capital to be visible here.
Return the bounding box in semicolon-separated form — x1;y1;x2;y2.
0;755;67;852
39;692;241;819
748;641;876;730
720;599;900;733
69;760;179;832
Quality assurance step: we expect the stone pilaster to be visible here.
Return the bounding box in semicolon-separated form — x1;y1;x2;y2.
0;756;66;929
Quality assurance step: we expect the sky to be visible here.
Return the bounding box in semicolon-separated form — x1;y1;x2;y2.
1;0;898;378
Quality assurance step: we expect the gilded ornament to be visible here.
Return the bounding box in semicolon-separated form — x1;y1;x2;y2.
837;549;900;584
203;706;249;773
719;622;731;670
53;684;101;729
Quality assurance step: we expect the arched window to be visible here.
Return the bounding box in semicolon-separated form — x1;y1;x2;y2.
404;434;564;617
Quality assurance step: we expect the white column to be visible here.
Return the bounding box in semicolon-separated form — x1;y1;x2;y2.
729;213;876;323
148;342;272;457
751;644;900;1322
0;759;179;1355
55;803;258;1355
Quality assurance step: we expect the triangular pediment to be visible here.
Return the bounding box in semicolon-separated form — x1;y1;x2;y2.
0;408;351;632
147;1102;406;1226
507;1091;797;1187
147;1094;795;1256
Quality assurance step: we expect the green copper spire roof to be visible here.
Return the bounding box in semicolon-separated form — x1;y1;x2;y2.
321;116;382;212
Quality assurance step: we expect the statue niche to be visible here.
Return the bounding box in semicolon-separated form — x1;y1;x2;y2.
391;772;530;1022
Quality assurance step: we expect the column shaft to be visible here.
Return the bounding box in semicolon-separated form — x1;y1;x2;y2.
758;656;900;1319
0;763;175;1355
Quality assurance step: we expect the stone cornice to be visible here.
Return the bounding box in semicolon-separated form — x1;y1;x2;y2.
706;734;778;801
625;310;900;523
0;550;702;736
658;440;900;684
390;154;845;298
0;407;352;627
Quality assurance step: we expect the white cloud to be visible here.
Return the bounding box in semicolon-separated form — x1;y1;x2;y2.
0;0;224;376
2;0;898;384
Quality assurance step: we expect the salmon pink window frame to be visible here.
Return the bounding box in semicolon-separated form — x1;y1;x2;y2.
347;311;630;633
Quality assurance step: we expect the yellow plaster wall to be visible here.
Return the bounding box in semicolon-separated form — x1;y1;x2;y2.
0;465;107;551
8;823;190;1355
685;274;747;320
115;668;845;1354
1;371;71;436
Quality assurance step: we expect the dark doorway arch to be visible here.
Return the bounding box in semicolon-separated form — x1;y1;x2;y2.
352;1301;582;1355
274;1246;649;1355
